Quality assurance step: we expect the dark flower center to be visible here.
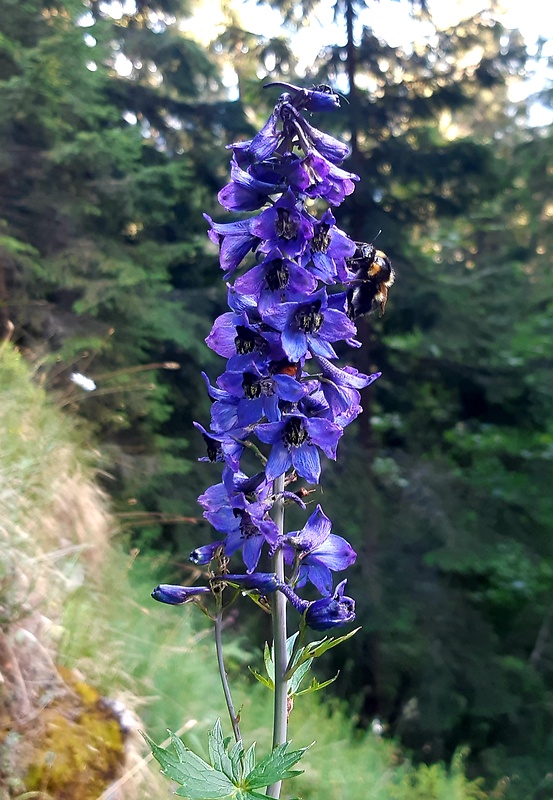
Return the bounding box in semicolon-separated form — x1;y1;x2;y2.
235;325;258;355
242;372;262;399
311;223;331;254
238;511;259;540
275;208;299;240
283;417;308;449
202;434;221;462
265;258;290;291
295;301;323;334
258;377;275;396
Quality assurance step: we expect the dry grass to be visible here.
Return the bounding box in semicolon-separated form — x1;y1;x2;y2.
0;346;168;798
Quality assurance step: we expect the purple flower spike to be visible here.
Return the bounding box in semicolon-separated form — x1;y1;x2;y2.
152;584;212;605
304;580;356;630
180;77;393;636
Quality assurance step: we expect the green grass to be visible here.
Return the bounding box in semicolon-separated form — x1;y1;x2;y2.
0;345;496;800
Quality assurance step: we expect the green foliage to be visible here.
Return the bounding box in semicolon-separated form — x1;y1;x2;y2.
0;0;249;550
145;723;307;800
249;629;360;698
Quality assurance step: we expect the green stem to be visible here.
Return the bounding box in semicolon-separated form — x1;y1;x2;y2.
214;610;242;743
267;473;288;798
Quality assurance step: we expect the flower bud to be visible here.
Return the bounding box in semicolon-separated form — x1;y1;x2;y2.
151;584;211;605
304;579;355;631
189;541;224;566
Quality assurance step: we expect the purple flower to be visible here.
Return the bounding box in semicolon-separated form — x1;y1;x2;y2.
301;210;356;284
197;469;267;514
206;288;288;370
234;248;318;312
316;355;380;418
250;190;314;259
204;214;260;278
201;372;239;432
189;541;225;566
228;110;282;166
294;115;351;162
205;504;279;572
281;505;356;595
193;421;245;471
217;159;284;212
297;151;359;206
269;577;356;631
305;153;359;206
256;413;343;484
217;361;309;425
304;579;356;630
262;288;356;361
152;584;212;605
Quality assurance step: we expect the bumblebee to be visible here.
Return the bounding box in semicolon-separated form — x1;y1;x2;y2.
345;242;395;320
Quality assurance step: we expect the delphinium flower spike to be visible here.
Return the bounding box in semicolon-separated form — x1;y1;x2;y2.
151;80;393;799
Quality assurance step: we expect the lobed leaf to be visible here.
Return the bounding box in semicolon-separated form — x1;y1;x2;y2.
143;731;237;800
208;720;235;780
243;742;308;790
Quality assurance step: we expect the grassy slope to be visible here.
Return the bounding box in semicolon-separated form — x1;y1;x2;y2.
0;345;492;800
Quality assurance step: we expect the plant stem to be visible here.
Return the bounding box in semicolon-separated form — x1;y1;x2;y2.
214;610;242;743
267;473;288;799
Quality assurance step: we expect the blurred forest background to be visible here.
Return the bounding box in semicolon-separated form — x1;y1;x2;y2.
1;0;553;797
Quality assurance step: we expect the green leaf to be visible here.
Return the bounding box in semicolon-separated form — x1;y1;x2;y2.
0;234;39;257
248;667;274;690
242;742;256;776
243;742;309;790
305;627;361;659
286;632;300;663
229;740;245;782
234;791;268;800
288;658;313;695
295;673;339;696
208;720;235;781
263;640;274;683
143;731;237;799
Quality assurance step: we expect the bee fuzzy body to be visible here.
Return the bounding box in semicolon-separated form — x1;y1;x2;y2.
345;243;395;319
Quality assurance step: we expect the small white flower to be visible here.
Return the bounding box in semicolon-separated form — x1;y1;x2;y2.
69;372;97;392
